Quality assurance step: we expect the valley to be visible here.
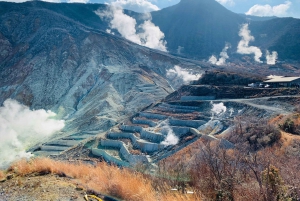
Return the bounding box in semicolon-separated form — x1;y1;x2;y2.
0;0;300;200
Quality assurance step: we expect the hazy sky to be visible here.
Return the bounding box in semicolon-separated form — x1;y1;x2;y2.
1;0;299;18
88;0;300;18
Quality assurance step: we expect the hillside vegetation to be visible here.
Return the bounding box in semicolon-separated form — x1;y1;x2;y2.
0;158;200;201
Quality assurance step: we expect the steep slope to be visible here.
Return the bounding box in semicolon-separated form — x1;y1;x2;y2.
250;18;300;61
151;0;246;59
151;0;300;61
0;2;203;139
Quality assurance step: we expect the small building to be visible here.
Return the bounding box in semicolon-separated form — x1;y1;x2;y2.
263;76;300;88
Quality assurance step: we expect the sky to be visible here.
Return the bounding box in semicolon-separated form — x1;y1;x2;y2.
94;0;300;18
1;0;299;18
66;0;300;18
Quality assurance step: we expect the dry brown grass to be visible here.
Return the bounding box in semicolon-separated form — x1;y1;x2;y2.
0;170;5;180
8;158;200;201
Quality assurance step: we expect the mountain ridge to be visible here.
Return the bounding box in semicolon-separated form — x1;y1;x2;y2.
151;0;300;61
0;3;204;136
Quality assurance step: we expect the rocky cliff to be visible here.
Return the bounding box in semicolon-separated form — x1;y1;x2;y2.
0;2;203;136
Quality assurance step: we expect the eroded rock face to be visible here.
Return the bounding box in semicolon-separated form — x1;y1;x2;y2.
0;4;202;135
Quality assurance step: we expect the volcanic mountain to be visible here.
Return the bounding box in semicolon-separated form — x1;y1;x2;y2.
151;0;300;61
0;1;204;136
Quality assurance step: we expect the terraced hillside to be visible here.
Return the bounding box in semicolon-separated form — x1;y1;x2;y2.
33;95;299;169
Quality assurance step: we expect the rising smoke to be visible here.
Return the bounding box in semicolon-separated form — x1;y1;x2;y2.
266;50;278;65
209;43;231;66
0;99;65;168
237;24;263;63
160;120;179;146
237;24;278;64
211;102;227;116
166;65;201;84
96;6;167;52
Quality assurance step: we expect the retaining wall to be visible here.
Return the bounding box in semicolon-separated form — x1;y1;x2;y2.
201;135;218;141
160;103;199;110
40;145;68;152
158;105;196;113
100;139;149;164
132;118;157;127
169;119;206;128
120;125;143;132
139;112;167;120
92;148;129;167
119;125;165;143
46;140;78;147
108;132;138;144
107;132;164;152
137;141;165;153
180;96;216;101
165;126;191;137
140;130;165;143
190;128;202;136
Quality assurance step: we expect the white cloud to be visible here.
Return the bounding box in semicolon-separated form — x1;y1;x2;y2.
237;24;262;63
209;43;231;66
67;0;89;3
246;1;292;17
216;0;235;6
41;0;62;2
0;99;65;168
96;6;167;52
166;65;201;84
109;0;159;13
0;0;90;3
266;50;278;65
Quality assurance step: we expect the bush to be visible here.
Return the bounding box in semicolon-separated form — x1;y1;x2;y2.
194;70;263;86
230;118;281;151
7;158;200;201
261;165;288;201
279;118;296;134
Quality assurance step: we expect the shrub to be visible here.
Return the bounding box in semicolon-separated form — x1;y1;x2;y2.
230;118;282;151
194;70;263;86
8;158;200;201
279;118;296;134
279;118;300;135
262;165;286;201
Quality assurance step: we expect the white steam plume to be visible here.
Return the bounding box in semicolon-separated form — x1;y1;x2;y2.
139;20;167;51
266;50;278;65
0;99;65;168
166;65;201;84
211;102;227;116
96;6;167;52
160;121;179;146
237;24;262;63
209;55;218;65
209;43;231;66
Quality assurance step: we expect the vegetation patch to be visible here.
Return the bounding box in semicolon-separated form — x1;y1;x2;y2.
229;118;281;150
194;70;263;86
4;158;199;201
